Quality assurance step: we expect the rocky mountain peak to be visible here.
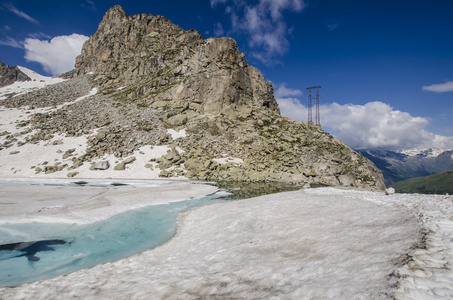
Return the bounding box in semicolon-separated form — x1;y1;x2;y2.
74;5;278;117
0;62;31;88
104;5;128;22
0;5;384;190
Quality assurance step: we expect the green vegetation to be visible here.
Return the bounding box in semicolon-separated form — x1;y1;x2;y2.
391;170;453;195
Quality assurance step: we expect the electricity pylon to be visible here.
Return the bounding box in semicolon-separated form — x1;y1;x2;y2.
306;86;321;127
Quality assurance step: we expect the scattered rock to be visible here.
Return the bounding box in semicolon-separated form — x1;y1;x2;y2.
123;156;136;164
114;156;136;171
90;161;110;170
114;163;126;171
62;148;76;159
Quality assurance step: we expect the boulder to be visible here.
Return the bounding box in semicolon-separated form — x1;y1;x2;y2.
90;161;110;170
338;174;356;187
114;156;136;170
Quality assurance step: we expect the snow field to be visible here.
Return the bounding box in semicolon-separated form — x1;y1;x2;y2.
0;67;66;100
306;188;453;299
3;187;449;299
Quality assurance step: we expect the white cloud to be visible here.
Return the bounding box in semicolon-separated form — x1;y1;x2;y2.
1;2;38;24
276;96;453;150
28;32;51;40
0;36;23;48
275;96;305;121
275;83;302;98
422;81;453;93
83;0;96;11
24;34;89;75
210;0;228;7
212;0;306;64
213;22;224;36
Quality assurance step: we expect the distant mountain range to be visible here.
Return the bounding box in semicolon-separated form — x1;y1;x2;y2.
391;169;453;195
357;148;453;186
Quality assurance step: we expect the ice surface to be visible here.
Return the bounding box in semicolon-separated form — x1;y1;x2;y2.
2;187;451;299
0;186;229;288
0;179;219;224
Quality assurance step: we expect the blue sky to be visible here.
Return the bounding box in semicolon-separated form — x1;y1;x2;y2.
1;0;452;150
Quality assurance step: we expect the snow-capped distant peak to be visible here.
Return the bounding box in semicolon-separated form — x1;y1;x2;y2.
398;148;452;158
0;67;66;100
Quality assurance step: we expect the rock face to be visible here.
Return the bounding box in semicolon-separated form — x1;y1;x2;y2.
0;62;30;88
75;5;278;117
1;5;385;190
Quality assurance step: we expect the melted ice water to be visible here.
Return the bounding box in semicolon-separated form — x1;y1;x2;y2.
0;192;228;288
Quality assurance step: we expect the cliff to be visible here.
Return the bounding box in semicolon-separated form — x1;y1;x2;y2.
75;5;278;117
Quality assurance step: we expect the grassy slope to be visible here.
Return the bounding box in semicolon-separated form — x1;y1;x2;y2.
391;170;453;195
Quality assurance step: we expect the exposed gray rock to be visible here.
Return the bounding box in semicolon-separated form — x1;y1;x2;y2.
0;62;30;88
62;148;76;159
74;5;279;117
338;174;356;187
114;156;136;171
90;161;110;170
123;156;136;164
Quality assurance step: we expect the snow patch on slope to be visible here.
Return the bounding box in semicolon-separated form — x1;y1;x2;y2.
213;156;244;165
0;86;187;179
167;128;187;139
0;66;66;100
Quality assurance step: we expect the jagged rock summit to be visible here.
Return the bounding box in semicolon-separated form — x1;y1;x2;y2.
75;5;277;117
0;5;385;190
0;62;31;88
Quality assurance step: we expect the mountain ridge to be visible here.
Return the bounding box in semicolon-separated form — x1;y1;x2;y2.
357;148;453;186
0;5;385;190
391;169;453;195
